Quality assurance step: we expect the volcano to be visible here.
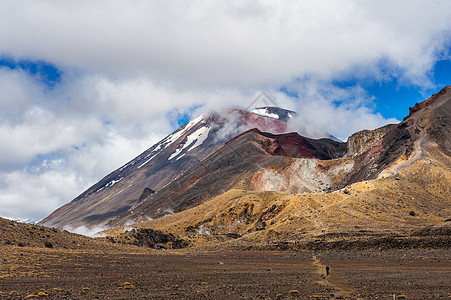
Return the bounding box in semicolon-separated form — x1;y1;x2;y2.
39;107;305;229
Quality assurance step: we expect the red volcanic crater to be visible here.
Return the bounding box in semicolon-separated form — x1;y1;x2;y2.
257;130;346;160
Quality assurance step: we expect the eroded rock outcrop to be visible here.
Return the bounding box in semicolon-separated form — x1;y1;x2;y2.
346;124;394;157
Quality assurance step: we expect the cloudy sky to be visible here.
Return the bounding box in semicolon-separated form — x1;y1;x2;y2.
1;0;451;221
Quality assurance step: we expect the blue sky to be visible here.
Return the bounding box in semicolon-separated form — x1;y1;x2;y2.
332;59;451;120
0;57;61;88
0;1;451;222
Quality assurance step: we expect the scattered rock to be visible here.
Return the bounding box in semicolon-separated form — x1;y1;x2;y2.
139;187;156;201
255;222;267;231
225;233;241;239
409;211;416;217
44;241;53;248
153;244;166;250
172;239;189;249
123;284;135;289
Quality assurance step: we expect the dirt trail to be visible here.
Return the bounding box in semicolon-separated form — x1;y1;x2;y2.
312;254;354;299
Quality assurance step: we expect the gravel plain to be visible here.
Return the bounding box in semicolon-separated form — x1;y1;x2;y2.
1;246;450;299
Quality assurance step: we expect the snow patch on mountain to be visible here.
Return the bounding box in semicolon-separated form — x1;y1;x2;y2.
119;162;131;171
163;114;205;150
105;177;123;188
168;125;211;160
251;108;280;120
174;153;185;161
187;126;210;151
136;115;206;168
137;153;158;169
144;144;163;159
137;144;163;169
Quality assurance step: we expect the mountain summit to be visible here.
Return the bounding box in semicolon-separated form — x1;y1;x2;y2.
39;107;298;229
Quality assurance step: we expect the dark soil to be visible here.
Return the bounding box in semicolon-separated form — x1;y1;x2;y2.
1;246;450;299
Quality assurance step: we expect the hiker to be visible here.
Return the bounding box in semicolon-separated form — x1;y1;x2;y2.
326;265;330;276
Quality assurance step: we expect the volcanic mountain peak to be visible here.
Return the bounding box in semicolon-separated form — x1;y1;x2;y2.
39;106;297;229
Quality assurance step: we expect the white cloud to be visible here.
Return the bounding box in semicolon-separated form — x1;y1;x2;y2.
0;1;450;87
0;170;80;220
62;225;110;237
0;1;451;221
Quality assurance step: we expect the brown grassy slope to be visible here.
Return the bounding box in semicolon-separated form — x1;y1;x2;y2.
0;217;91;249
0;217;149;252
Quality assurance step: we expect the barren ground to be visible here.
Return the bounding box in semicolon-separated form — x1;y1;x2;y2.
1;245;450;299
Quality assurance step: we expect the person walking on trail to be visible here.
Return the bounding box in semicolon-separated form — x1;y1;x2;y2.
326;265;330;277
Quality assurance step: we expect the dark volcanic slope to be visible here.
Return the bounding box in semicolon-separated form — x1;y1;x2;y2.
423;87;451;155
39;108;292;229
109;129;346;226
